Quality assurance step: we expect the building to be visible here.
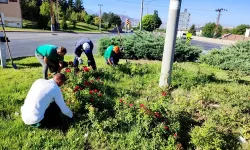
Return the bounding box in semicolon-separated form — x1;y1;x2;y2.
178;9;191;31
0;0;22;28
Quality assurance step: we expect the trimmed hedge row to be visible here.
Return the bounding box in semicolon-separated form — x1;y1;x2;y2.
200;40;250;74
98;32;202;62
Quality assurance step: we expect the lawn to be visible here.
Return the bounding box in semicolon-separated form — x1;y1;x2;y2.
0;55;250;149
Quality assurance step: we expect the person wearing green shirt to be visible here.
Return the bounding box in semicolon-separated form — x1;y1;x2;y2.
35;44;68;79
104;45;120;66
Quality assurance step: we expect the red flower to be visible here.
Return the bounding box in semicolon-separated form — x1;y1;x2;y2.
98;93;102;97
83;66;90;72
164;126;169;130
162;91;167;96
140;104;145;108
89;90;94;95
68;61;73;67
94;89;98;93
65;68;71;73
119;99;123;103
129;103;133;107
89;98;94;102
73;86;80;92
174;133;178;137
154;112;162;118
84;81;90;86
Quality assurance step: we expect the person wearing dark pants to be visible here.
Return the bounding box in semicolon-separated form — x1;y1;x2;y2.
21;73;73;128
73;38;97;70
104;45;120;66
35;44;68;79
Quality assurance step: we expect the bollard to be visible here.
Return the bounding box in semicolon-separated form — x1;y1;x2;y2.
0;32;7;68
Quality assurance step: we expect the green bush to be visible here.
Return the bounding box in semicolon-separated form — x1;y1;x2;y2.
98;32;202;61
60;15;68;30
200;41;250;74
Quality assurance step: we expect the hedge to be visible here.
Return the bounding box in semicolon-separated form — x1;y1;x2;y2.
98;32;202;62
200;40;250;74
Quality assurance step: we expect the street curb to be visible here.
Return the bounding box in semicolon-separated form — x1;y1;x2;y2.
5;30;109;34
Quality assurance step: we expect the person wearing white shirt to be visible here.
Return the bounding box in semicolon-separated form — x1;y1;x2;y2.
21;73;73;127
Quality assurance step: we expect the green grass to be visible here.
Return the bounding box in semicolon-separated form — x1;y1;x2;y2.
4;20;106;33
1;56;250;149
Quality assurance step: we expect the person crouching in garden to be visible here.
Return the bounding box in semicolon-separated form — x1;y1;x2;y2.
35;44;68;79
104;45;120;66
73;38;97;70
21;73;73;128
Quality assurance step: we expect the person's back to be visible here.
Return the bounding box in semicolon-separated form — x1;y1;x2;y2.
104;45;114;60
21;78;71;125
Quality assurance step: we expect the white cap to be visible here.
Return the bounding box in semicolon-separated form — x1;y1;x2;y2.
82;43;90;51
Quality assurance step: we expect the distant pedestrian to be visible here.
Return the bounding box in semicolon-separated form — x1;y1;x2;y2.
21;73;73;128
73;38;97;70
35;44;68;79
104;45;120;66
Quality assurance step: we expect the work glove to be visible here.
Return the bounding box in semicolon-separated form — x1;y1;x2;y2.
78;57;83;64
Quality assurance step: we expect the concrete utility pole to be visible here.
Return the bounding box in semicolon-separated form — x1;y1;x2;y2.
213;8;227;38
159;0;182;87
98;4;103;31
50;0;55;34
140;0;144;31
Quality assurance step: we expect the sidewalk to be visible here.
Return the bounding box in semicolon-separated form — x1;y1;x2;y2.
3;28;108;34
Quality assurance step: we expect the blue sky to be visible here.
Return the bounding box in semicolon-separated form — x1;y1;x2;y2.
83;0;250;27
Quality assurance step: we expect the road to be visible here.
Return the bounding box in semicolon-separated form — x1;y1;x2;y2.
3;32;225;58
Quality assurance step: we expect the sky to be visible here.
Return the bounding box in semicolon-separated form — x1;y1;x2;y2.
83;0;250;27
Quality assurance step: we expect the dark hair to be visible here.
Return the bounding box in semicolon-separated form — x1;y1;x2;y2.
59;46;67;54
54;73;67;82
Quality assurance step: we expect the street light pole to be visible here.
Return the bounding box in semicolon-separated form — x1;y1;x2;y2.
159;0;182;87
140;0;144;31
147;0;154;14
98;4;103;31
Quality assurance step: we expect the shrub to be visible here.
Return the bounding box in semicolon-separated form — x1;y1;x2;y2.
98;32;202;61
59;64;182;149
60;15;68;30
200;40;250;74
190;121;240;150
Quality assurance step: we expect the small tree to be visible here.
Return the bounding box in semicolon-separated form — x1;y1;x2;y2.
70;11;78;29
110;15;122;26
153;10;162;29
84;15;93;24
202;22;222;38
142;15;155;31
231;24;250;35
38;1;50;29
60;15;68;30
77;11;86;22
94;17;100;26
189;24;196;35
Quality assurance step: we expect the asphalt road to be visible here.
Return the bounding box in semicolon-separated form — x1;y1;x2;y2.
3;32;225;58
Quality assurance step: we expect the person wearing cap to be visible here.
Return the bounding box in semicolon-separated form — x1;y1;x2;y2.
21;73;73;128
35;44;68;79
104;45;120;66
73;38;97;70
